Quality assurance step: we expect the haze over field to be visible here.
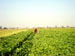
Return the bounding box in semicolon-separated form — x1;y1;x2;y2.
0;0;75;28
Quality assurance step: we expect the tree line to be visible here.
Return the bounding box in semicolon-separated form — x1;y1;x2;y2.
0;26;75;29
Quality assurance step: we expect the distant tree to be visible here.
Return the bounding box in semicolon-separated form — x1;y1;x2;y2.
61;26;64;28
3;27;8;29
11;27;15;29
0;26;2;29
66;26;70;28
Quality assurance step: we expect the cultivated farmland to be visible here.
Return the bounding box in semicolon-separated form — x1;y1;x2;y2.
0;29;27;37
0;28;75;56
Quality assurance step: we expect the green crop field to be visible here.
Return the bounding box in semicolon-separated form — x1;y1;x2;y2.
0;28;75;56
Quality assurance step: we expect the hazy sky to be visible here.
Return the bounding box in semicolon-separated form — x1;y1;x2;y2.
0;0;75;28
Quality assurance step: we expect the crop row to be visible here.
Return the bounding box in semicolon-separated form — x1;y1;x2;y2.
12;32;34;56
0;30;34;56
